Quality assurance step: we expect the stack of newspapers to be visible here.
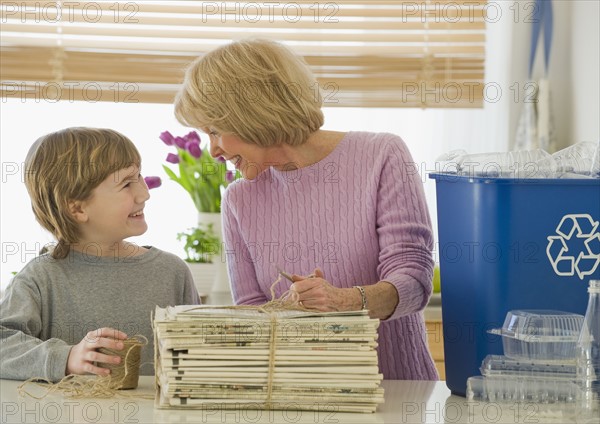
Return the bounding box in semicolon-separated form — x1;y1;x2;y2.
153;305;384;413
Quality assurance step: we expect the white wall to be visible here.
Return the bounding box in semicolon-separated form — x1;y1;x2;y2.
570;0;600;144
509;0;599;150
547;0;573;149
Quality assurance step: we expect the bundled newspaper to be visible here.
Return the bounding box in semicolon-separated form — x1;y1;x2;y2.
153;305;384;413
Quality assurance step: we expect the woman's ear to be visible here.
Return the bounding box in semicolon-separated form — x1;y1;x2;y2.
68;200;88;223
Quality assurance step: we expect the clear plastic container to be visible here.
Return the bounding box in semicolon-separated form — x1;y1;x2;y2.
488;310;584;361
480;355;577;380
467;375;581;404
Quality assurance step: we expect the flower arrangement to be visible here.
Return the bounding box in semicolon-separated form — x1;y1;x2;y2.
150;130;237;213
144;130;238;266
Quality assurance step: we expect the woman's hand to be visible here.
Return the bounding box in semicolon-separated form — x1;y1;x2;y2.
66;328;127;376
290;268;400;319
290;268;361;312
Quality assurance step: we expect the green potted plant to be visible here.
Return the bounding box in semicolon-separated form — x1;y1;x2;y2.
177;223;221;297
177;224;221;264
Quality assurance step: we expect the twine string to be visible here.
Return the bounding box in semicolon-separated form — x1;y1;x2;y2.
265;314;278;410
18;335;149;400
181;273;309;409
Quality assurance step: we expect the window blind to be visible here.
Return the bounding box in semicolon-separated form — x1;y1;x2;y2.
1;0;487;107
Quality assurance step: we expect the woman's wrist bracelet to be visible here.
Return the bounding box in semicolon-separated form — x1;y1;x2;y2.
353;286;368;311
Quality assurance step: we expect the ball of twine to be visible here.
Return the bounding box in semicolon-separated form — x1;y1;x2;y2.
97;336;146;390
18;335;149;400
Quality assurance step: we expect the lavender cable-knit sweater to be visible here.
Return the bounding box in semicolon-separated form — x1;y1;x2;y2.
221;131;438;380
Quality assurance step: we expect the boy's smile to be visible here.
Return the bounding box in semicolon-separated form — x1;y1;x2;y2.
128;209;145;219
70;165;150;255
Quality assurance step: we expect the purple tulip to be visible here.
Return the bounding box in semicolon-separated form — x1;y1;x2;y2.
186;141;202;159
174;136;187;149
217;156;226;163
144;176;162;189
159;131;175;146
184;131;201;144
166;153;180;164
225;170;235;182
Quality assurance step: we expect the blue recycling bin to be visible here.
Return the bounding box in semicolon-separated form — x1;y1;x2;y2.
429;173;600;396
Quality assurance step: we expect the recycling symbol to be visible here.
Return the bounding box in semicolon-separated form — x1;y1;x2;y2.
546;214;600;279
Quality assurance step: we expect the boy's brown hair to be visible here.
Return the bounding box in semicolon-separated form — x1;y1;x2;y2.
24;127;141;259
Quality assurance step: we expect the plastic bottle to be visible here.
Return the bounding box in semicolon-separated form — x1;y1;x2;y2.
456;148;550;177
533;141;598;178
591;140;600;178
576;279;600;421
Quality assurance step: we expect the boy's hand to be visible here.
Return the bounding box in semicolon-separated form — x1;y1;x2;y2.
66;328;128;376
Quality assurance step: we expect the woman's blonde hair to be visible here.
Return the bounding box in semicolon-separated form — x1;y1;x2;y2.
24;127;141;259
175;38;324;147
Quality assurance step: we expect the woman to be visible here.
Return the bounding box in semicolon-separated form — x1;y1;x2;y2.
175;39;438;380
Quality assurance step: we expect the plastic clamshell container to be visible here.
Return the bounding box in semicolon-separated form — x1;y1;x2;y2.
430;172;600;396
488;310;584;361
480;355;577;380
467;375;581;404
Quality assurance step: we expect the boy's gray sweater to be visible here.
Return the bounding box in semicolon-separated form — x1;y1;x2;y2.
0;246;199;381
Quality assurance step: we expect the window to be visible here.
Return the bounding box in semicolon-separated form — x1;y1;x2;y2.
2;1;487;106
1;1;498;291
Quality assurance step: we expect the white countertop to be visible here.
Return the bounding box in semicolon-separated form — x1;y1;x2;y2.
1;376;583;423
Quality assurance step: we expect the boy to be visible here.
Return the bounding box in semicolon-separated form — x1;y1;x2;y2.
0;127;199;381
